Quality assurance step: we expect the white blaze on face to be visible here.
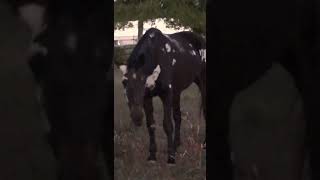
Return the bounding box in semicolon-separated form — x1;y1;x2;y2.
145;65;161;89
172;58;176;66
119;65;127;74
18;3;46;38
189;43;193;47
169;84;172;89
165;43;171;52
199;49;206;62
119;65;128;80
132;73;136;79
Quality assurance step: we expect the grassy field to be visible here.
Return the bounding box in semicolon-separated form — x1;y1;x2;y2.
114;66;206;180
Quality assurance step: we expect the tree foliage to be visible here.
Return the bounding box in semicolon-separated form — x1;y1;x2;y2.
114;0;206;35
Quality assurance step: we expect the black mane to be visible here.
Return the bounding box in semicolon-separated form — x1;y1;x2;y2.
127;28;161;72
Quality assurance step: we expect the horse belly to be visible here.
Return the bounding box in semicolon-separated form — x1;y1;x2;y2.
172;56;201;90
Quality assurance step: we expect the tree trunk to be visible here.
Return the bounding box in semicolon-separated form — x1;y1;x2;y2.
138;20;143;40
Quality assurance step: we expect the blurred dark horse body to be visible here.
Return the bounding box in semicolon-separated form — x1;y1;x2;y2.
15;1;113;179
120;28;206;164
210;0;320;179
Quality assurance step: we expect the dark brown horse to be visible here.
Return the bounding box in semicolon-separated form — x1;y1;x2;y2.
120;28;206;165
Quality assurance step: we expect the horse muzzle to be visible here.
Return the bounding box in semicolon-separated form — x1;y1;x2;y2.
130;106;144;127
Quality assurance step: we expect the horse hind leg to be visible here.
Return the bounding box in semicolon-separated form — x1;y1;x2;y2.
194;75;206;149
172;92;182;151
160;92;176;164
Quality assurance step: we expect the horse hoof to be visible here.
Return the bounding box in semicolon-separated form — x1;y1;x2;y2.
168;162;176;167
167;161;176;166
148;160;157;164
147;155;157;162
167;156;176;165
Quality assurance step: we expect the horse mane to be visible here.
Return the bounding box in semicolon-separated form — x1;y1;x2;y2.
127;28;162;71
171;31;206;50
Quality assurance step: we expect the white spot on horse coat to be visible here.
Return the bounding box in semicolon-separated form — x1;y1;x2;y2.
146;65;161;89
172;58;176;66
190;50;196;56
66;33;77;51
161;48;165;52
150;124;156;129
165;43;171;52
172;49;176;53
122;76;128;81
164;34;185;52
133;73;136;79
119;65;128;75
189;43;193;47
149;32;155;38
120;65;128;81
199;49;206;62
169;84;172;88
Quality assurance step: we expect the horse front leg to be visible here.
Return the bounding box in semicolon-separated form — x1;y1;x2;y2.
160;91;175;164
143;97;157;162
172;92;182;151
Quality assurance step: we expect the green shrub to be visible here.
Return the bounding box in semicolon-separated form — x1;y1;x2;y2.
113;45;135;67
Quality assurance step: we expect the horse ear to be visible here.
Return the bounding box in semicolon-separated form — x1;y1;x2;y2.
119;65;127;75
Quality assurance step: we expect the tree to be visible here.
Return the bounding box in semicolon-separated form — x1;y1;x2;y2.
114;0;206;36
137;20;143;39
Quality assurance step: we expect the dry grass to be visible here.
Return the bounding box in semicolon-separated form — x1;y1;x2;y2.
114;67;206;180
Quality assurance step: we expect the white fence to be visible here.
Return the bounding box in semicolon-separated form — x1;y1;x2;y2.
114;36;138;47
